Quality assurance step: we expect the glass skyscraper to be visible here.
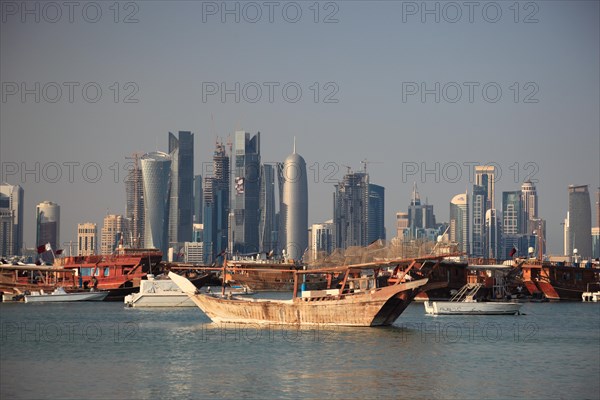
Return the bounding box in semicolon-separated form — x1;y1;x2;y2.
194;175;203;224
367;183;386;244
141;151;171;257
568;185;592;258
203;141;230;263
471;184;487;258
36;201;60;262
168;131;194;249
259;163;277;253
231;131;261;254
450;193;469;255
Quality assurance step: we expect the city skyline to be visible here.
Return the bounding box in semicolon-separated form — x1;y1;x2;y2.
1;2;598;254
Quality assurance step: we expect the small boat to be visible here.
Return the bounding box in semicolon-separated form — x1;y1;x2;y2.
124;274;196;307
169;260;431;327
424;283;522;315
201;285;256;296
24;287;109;303
581;284;600;302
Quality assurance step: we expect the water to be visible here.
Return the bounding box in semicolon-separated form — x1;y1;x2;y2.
1;300;599;399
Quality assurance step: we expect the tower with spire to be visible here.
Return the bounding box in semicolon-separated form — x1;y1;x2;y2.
407;183;435;238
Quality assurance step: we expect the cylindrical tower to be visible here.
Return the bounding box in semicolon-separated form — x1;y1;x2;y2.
141;151;171;256
281;144;308;261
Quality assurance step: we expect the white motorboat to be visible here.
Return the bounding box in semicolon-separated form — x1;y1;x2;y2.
24;287;109;303
424;283;522;315
124;275;195;307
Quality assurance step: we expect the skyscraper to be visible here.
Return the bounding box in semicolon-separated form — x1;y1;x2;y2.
77;222;97;256
449;193;469;255
0;183;23;256
231;131;261;254
259;163;277;253
36;201;60;262
125;154;144;248
521;180;538;234
502;191;523;258
334;171;369;249
471;184;487;258
203;140;230;263
310;220;334;261
567;185;592;258
194;175;203;224
407;183;435;232
368;183;386;243
168;131;194;248
281;143;308;260
475;165;496;209
141;151;171;257
485;208;500;260
101;215;129;255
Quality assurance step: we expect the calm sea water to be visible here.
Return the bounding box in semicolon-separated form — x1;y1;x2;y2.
1;299;599;400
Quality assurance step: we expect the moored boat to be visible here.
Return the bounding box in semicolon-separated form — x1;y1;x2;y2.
424;283;522;315
124;274;195;307
169;259;434;326
24;287;109;303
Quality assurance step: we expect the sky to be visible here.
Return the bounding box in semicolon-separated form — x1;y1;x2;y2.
1;0;599;254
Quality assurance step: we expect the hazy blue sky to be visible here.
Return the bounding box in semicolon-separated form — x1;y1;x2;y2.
1;1;598;254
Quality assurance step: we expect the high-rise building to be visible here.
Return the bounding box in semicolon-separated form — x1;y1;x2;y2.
125;155;144;248
334;171;369;249
101;215;129;255
141;151;171;257
521;180;538;234
36;201;60;262
0;184;23;256
184;241;204;264
564;212;570;256
168;131;194;248
449;193;469;255
231;131;261;254
259;163;277;253
567;185;592;258
310;220;334;261
396;212;410;239
0;208;13;257
592;227;600;259
485;209;500;260
368;183;386;243
77;222;97;256
471;185;487;258
502;191;522;236
407;183;435;235
281;143;308;261
596;188;600;229
475;165;496;209
203;141;230;263
194;175;203;224
502;191;528;259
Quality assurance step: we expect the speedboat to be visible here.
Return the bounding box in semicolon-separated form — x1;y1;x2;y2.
424;283;522;315
24;287;109;303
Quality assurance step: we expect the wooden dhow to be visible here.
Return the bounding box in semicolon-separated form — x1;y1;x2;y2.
166;256;462;326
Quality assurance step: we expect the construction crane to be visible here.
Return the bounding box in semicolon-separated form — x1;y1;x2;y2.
360;158;383;173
